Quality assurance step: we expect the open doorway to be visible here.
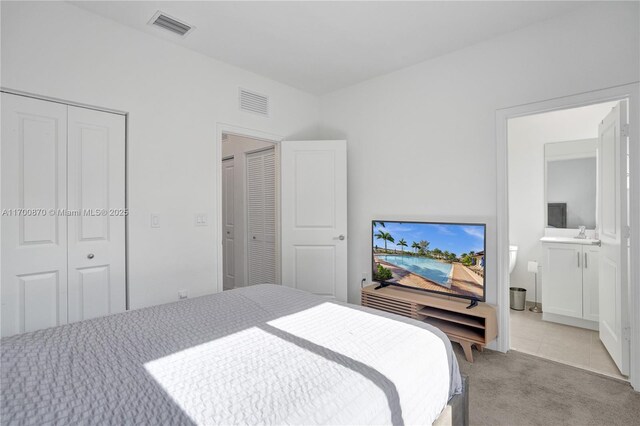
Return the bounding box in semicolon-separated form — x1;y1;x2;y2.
506;100;630;380
221;133;279;291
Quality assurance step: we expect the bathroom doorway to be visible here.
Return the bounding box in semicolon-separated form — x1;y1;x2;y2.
505;100;630;380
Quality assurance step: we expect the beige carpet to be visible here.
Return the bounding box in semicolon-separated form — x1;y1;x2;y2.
454;346;640;425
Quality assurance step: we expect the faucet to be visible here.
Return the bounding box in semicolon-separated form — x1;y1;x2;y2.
576;226;587;239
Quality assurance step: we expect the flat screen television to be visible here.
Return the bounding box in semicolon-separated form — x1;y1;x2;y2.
372;220;486;306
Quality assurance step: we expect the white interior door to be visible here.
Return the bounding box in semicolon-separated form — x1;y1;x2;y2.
67;106;126;323
246;148;277;286
280;140;347;301
222;157;235;290
1;94;69;337
597;100;630;375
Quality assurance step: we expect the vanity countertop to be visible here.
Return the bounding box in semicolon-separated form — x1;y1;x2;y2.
540;236;601;245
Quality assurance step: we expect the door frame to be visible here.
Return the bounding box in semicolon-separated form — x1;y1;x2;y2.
496;82;640;390
215;123;283;293
0;87;131;310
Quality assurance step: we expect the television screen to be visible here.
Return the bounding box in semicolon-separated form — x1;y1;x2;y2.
372;221;486;301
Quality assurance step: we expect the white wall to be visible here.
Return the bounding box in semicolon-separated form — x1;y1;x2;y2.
0;1;319;309
222;134;275;288
319;2;640;305
508;103;615;301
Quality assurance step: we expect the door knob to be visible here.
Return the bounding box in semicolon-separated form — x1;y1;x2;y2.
87;253;95;259
337;235;345;241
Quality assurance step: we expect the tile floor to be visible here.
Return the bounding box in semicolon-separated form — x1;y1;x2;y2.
510;304;627;380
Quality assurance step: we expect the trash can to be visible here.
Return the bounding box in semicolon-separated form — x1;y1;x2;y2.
510;287;526;311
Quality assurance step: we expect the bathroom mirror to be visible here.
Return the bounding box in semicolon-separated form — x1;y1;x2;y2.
544;139;597;229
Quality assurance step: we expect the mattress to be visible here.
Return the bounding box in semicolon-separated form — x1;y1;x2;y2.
1;284;462;425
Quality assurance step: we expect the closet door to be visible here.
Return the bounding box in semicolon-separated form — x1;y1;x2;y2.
246;148;276;286
1;94;69;337
222;157;236;290
67;106;126;322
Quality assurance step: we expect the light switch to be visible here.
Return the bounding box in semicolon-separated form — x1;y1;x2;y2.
195;213;208;227
151;213;160;228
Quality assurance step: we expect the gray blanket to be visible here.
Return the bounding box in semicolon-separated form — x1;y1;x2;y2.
1;284;462;425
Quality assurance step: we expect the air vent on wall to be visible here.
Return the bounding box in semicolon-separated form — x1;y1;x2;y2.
149;11;194;37
239;88;269;117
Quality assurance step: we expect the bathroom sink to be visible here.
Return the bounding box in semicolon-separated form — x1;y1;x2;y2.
540;236;601;245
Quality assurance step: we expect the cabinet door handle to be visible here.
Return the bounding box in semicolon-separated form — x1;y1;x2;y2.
577;252;580;268
584;252;588;269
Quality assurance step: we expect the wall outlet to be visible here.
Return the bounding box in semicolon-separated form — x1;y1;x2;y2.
151;213;160;228
361;272;368;283
178;290;188;299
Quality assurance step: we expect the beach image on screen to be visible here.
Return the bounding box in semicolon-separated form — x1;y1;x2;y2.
372;221;485;299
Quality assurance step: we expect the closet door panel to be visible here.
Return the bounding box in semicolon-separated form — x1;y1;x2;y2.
67;106;126;323
222;158;236;290
1;93;68;337
246;149;276;286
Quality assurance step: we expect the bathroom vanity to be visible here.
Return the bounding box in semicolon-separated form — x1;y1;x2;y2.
540;237;600;330
540;138;601;330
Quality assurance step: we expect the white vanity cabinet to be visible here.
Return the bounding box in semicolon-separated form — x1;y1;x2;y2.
541;241;599;328
582;245;600;322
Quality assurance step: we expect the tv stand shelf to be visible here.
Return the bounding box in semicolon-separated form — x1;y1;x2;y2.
361;284;497;362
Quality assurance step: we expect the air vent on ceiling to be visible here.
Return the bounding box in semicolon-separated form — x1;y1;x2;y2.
239;88;269;117
149;11;194;37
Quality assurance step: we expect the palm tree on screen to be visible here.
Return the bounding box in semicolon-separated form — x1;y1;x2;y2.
411;241;420;255
419;240;430;256
397;238;407;255
374;231;395;252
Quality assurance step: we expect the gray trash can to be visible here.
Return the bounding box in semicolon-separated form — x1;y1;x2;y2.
510;287;526;311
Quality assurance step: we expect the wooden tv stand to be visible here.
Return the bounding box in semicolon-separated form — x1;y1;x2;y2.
361;284;497;362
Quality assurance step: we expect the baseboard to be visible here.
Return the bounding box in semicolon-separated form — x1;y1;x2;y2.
542;312;598;330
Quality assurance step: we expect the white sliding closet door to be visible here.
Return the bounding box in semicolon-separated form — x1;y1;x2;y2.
1;94;69;337
67;106;126;322
0;93;126;337
246;148;277;286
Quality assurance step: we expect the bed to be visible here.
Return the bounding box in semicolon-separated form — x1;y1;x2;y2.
1;284;465;425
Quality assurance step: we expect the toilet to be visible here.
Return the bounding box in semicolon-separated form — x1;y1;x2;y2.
509;245;518;274
509;246;518;273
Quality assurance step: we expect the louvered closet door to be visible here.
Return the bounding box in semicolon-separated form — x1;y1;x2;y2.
246;148;276;286
1;94;69;337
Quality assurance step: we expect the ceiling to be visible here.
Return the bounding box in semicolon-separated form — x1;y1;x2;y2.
72;1;591;95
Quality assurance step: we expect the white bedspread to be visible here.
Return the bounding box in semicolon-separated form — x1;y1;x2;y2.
1;284;462;425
